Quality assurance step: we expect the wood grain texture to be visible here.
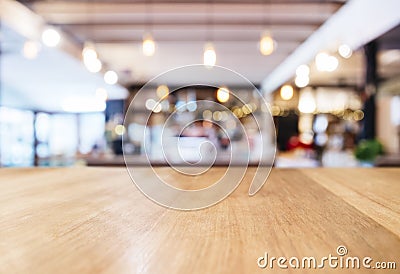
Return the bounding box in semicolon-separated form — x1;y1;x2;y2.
0;167;399;273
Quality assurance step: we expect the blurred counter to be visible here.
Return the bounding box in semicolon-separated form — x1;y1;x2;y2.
85;153;273;167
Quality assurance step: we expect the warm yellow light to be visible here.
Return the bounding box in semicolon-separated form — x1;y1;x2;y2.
233;108;243;118
143;35;156;56
114;125;125;136
213;111;222;121
145;98;162;112
216;87;230;103
242;104;252;115
82;44;102;73
85;58;102;73
280;85;294;100
299;132;314;145
271;105;281;116
296;65;310;77
203;110;212;120
145;99;156;110
338;44;352;59
298;90;316;114
315;52;338;72
153;103;162;113
259;34;275;56
156;85;169;99
295;75;310;88
353;110;364;121
203;43;216;67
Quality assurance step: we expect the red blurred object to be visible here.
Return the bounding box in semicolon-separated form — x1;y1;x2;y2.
287;135;313;150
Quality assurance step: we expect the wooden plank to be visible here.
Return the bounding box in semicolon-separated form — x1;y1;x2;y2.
301;168;400;237
0;167;399;273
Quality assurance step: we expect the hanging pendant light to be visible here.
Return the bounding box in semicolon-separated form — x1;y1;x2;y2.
259;31;276;56
259;0;276;56
82;42;102;73
81;5;102;73
202;1;216;67
142;1;156;57
280;85;293;100
142;34;156;57
203;43;216;67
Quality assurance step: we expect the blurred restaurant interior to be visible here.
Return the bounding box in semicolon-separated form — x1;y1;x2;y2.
1;0;400;168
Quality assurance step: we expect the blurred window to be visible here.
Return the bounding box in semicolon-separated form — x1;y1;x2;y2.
79;113;105;154
49;114;78;157
0;107;34;166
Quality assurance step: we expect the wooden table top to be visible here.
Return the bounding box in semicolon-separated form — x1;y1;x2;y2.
0;167;399;273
